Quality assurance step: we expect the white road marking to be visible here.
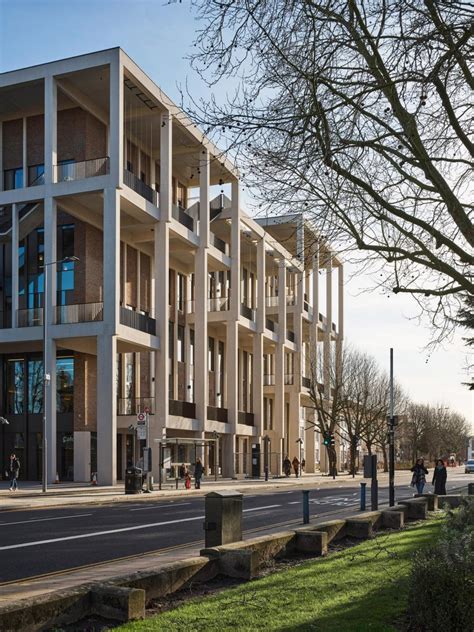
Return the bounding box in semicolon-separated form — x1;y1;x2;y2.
243;505;281;512
0;513;93;527
130;503;191;511
0;515;205;551
288;501;300;505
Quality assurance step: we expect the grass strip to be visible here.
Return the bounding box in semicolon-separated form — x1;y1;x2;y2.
119;518;443;632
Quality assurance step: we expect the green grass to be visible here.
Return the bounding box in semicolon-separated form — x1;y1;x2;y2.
119;519;444;632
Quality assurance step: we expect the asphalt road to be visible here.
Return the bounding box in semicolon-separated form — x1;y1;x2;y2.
0;472;469;584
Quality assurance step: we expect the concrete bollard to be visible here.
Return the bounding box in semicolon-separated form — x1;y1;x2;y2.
90;585;145;622
203;491;243;548
294;529;328;555
360;482;366;511
468;483;474;495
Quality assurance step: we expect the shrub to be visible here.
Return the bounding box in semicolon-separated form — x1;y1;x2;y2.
405;499;474;631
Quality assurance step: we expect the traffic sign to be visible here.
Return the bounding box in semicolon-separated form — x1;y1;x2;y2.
137;425;147;440
137;412;146;424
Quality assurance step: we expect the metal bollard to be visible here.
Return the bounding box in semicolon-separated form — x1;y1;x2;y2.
302;490;310;524
264;466;269;482
360;482;366;511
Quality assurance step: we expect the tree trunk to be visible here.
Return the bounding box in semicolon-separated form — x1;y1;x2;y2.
326;445;337;478
349;443;357;477
367;442;373;455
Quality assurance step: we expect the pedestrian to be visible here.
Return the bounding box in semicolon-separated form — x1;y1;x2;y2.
9;453;20;491
410;458;428;495
283;455;291;477
194;458;203;489
432;459;447;496
292;456;300;477
185;471;192;490
301;458;306;473
179;463;187;479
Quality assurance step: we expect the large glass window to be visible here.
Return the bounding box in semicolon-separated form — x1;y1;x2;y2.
28;164;44;186
28;359;43;413
57;357;74;413
124;353;134;400
4;168;23;191
7;359;24;414
177;325;185;362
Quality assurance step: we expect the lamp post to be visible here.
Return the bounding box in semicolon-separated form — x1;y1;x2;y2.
41;255;79;493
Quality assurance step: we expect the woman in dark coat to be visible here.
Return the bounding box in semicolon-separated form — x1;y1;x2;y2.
194;458;204;489
410;458;429;494
432;459;447;495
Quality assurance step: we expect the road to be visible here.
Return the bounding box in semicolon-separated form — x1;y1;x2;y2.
0;470;469;584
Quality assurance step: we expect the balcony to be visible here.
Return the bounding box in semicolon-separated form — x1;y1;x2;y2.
264;374;275;386
209;297;230;312
285;374;294;385
238;411;255;426
17;307;43;327
207;406;228;423
169;399;196;419
240;303;256;321
56;157;109;183
55;302;103;324
286;329;295;343
172;204;194;231
266;318;276;332
286;294;296;306
265;295;278;308
120;306;156;335
0;311;12;329
210;232;229;255
117;397;154;416
302;376;311;389
123;169;157;205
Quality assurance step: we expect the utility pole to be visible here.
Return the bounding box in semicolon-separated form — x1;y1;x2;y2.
388;348;395;507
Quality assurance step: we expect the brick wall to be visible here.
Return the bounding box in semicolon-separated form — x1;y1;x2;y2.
2;119;22;170
140;251;150;313
26;115;44;166
73;352;97;432
73;221;103;305
125;245;137;307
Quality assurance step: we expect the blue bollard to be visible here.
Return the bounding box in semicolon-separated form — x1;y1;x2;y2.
303;490;310;524
360;482;367;511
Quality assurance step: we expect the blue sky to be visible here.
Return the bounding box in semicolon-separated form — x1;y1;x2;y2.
0;0;472;426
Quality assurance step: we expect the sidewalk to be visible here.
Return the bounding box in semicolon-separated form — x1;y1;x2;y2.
0;470;379;512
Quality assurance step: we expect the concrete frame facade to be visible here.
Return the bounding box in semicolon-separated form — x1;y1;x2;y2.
0;48;344;484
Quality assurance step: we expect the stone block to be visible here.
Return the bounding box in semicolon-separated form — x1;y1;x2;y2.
382;510;404;530
294;530;328;556
415;494;438;510
345;518;374;539
468;483;474;496
90;585;145;622
437;495;462;510
398;498;428;520
311;519;346;543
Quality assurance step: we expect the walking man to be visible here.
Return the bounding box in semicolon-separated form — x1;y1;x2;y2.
9;453;20;491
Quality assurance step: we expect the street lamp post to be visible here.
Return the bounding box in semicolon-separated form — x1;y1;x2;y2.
41;256;79;493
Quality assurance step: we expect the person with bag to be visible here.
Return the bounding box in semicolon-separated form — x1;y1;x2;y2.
410;457;428;495
9;453;20;491
432;459;447;495
194;458;204;489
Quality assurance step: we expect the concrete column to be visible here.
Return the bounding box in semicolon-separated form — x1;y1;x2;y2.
224;320;238;477
278;260;287;342
273;260;286;463
184;325;192;403
230;180;241;319
160;112;172;222
288;392;301;464
154;220;169;437
310;249;319;380
195;151;209;430
44;75;57;185
74;431;91;482
294;268;304;390
109;55;124;188
103;188;120;329
45;337;57;484
252;335;263;436
44;198;57;325
304;416;316;473
97;334;117;485
11;204;19;327
256;238;265;333
335;263;344;384
323;255;332;400
22;118;27;187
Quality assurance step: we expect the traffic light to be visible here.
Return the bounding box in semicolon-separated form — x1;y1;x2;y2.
323;433;330;447
330;433;335;447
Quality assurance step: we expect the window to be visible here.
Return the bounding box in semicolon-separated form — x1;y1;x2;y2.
177;273;186;311
177;325;185;362
190;329;195;366
4;168;23;191
208;337;215;372
7;359;24;414
125;353;134;400
28;164;44;186
57;357;74;413
28;359;43;413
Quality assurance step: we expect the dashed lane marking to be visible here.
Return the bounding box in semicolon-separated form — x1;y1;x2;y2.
0;513;93;527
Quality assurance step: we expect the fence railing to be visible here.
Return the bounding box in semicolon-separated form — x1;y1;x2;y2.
264;374;275;386
302;376;311;389
266;318;276;332
56;157;109;182
120;306;156;335
123;169;157;205
286;294;296;306
240;303;256;321
117;397;154;416
17;307;43;327
207;406;228;423
208;297;230;312
210;232;229;255
169;399;196;419
172;204;194;231
286;329;295;343
265;295;279;308
238;411;255;426
284;374;294;385
55;302;103;324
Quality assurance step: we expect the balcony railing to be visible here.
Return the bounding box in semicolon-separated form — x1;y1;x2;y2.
266;318;276;332
17;307;43;327
209;297;230;312
287;329;295;343
169;399;196;419
240;303;256;321
286;294;296;306
172;204;194;231
238;411;255;426
264;374;275;386
120;306;156;335
265;295;278;308
0;311;12;329
284;374;294;385
117;397;154;416
302;376;311;389
210;232;229;255
207;406;228;423
123;169;157;205
56;157;109;183
55;302;103;324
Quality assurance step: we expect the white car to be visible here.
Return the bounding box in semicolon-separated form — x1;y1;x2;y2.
465;459;474;474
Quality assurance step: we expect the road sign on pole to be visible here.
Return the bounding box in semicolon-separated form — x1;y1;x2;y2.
137;425;147;440
137;412;146;424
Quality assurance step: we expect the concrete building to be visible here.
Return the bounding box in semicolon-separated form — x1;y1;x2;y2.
0;49;344;484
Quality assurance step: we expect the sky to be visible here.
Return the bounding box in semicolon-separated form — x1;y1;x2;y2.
0;0;472;428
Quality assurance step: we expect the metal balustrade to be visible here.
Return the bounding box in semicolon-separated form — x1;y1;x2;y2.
55;302;103;324
286;294;296;306
284;374;294;385
172;204;194;231
208;297;230;312
266;318;276;332
240;303;256;320
123;169;157;205
302;376;311;389
17;307;43;327
207;406;228;423
120;306;156;335
117;398;154;416
56;157;109;182
169;399;196;418
286;329;296;343
263;374;275;386
209;232;229;255
238;411;255;426
265;296;279;307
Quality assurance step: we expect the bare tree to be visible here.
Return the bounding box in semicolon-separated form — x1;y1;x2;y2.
185;0;473;339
